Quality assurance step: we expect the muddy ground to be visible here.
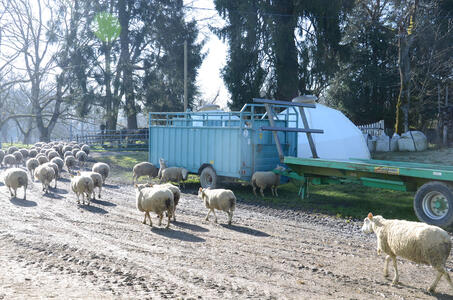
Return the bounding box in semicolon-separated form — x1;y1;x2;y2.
1;165;453;299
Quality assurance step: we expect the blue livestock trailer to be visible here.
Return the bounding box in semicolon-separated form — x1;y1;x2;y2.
148;102;303;188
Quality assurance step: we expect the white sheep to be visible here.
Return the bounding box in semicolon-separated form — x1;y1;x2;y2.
3;168;28;200
158;158;167;179
0;149;5;167
132;162;158;183
148;182;180;221
50;157;64;173
34;164;55;193
12;151;23;167
43;162;59;188
81;144;90;155
3;154;17;168
251;165;285;197
160;167;189;186
92;162;110;184
19;148;29;161
37;155;49;165
71;174;94;205
64;151;73;159
7;146;18;154
65;155;77;173
362;213;453;293
71;148;80;157
198;187;236;225
78;171;103;199
47;150;60;161
28;149;38;158
26;158;40;180
135;184;174;228
75;150;88;168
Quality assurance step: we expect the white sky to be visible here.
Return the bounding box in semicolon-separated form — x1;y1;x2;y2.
184;0;230;109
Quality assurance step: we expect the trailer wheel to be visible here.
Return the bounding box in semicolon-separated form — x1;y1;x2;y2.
200;166;217;189
414;181;453;228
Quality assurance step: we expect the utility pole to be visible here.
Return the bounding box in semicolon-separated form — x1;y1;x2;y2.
184;40;188;112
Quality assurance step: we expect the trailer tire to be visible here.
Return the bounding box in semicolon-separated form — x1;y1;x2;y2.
414;181;453;228
200;166;217;189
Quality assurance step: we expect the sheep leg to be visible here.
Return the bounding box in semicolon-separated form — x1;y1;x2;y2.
271;187;275;197
54;178;57;189
428;268;445;293
76;192;80;204
275;186;278;197
260;188;265;198
212;209;218;223
147;212;153;227
7;186;13;197
390;256;399;285
166;211;171;228
172;208;176;222
23;186;26;200
98;186;102;199
158;214;163;226
142;213;147;224
384;255;391;277
13;188;17;198
252;185;257;197
227;211;232;225
205;209;213;221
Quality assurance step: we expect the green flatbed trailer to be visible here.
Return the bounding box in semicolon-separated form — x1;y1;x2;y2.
283;156;453;228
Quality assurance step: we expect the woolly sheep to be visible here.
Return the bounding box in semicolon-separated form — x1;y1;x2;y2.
132;162;158;183
3;168;28;200
28;149;38;158
198;187;236;225
147;182;180;221
251;165;285;197
0;149;5;167
81;144;90;155
92;162;110;184
65;155;77;173
26;158;40;180
62;145;72;154
19;149;29;160
362;213;453;293
135;184;174;228
37;155;49;165
75;150;88;168
78;171;103;199
47;150;60;161
7;146;18;154
51;157;64;173
3;154;17;168
160;167;189;186
64;151;73;159
71;174;94;205
158;158;167;179
43;162;59;188
71;148;80;156
34;164;55;193
12;151;24;167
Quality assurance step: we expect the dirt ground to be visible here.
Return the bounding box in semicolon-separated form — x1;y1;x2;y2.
1;165;453;299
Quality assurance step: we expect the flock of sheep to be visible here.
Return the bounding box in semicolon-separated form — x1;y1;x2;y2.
1;142;453;294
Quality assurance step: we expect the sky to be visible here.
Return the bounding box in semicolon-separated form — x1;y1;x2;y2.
184;0;230;109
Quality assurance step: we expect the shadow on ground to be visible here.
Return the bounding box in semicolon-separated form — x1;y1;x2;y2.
220;224;270;237
10;197;37;207
91;198;117;207
173;221;209;233
151;227;205;243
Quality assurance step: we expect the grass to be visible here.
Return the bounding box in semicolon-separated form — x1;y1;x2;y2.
90;150;419;222
1;142;34;149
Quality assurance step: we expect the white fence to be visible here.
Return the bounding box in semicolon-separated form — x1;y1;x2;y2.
358;120;385;136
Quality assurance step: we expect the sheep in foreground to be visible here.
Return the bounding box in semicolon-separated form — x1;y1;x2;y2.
34;164;55;194
135;184;174;228
251;165;285;197
65;155;77;173
158;158;167;179
78;171;103;199
148;182;180;221
26;158;40;180
160;167;189;187
362;213;453;293
92;162;110;184
198;187;236;225
0;149;5;167
3;154;16;168
71;174;94;205
3;168;28;200
132;162;158;183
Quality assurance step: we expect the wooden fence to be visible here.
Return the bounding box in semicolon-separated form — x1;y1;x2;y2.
75;128;148;151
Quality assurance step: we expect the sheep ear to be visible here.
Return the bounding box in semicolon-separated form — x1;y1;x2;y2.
367;212;373;219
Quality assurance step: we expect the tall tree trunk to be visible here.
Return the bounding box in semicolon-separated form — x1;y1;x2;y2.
118;0;137;130
271;0;298;101
105;45;116;131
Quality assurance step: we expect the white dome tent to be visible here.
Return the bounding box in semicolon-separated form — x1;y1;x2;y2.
279;95;370;161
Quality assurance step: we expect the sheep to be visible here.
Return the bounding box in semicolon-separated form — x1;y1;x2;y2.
26;158;40;180
65;155;77;173
134;184;174;228
12;151;23;167
37;155;49;165
158;158;167;179
198;187;236;225
92;162;110;184
78;171;103;199
34;164;55;194
43;162;59;188
7;146;18;154
132;162;158;183
75;150;88;168
19;148;29;161
81;144;90;155
28;149;38;158
3;168;28;200
362;213;453;293
71;148;80;157
51;157;64;173
3;154;17;168
71;174;94;205
147;183;180;221
62;145;72;154
64;151;73;159
47;150;60;161
251;165;285;197
0;149;5;167
160;167;189;187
